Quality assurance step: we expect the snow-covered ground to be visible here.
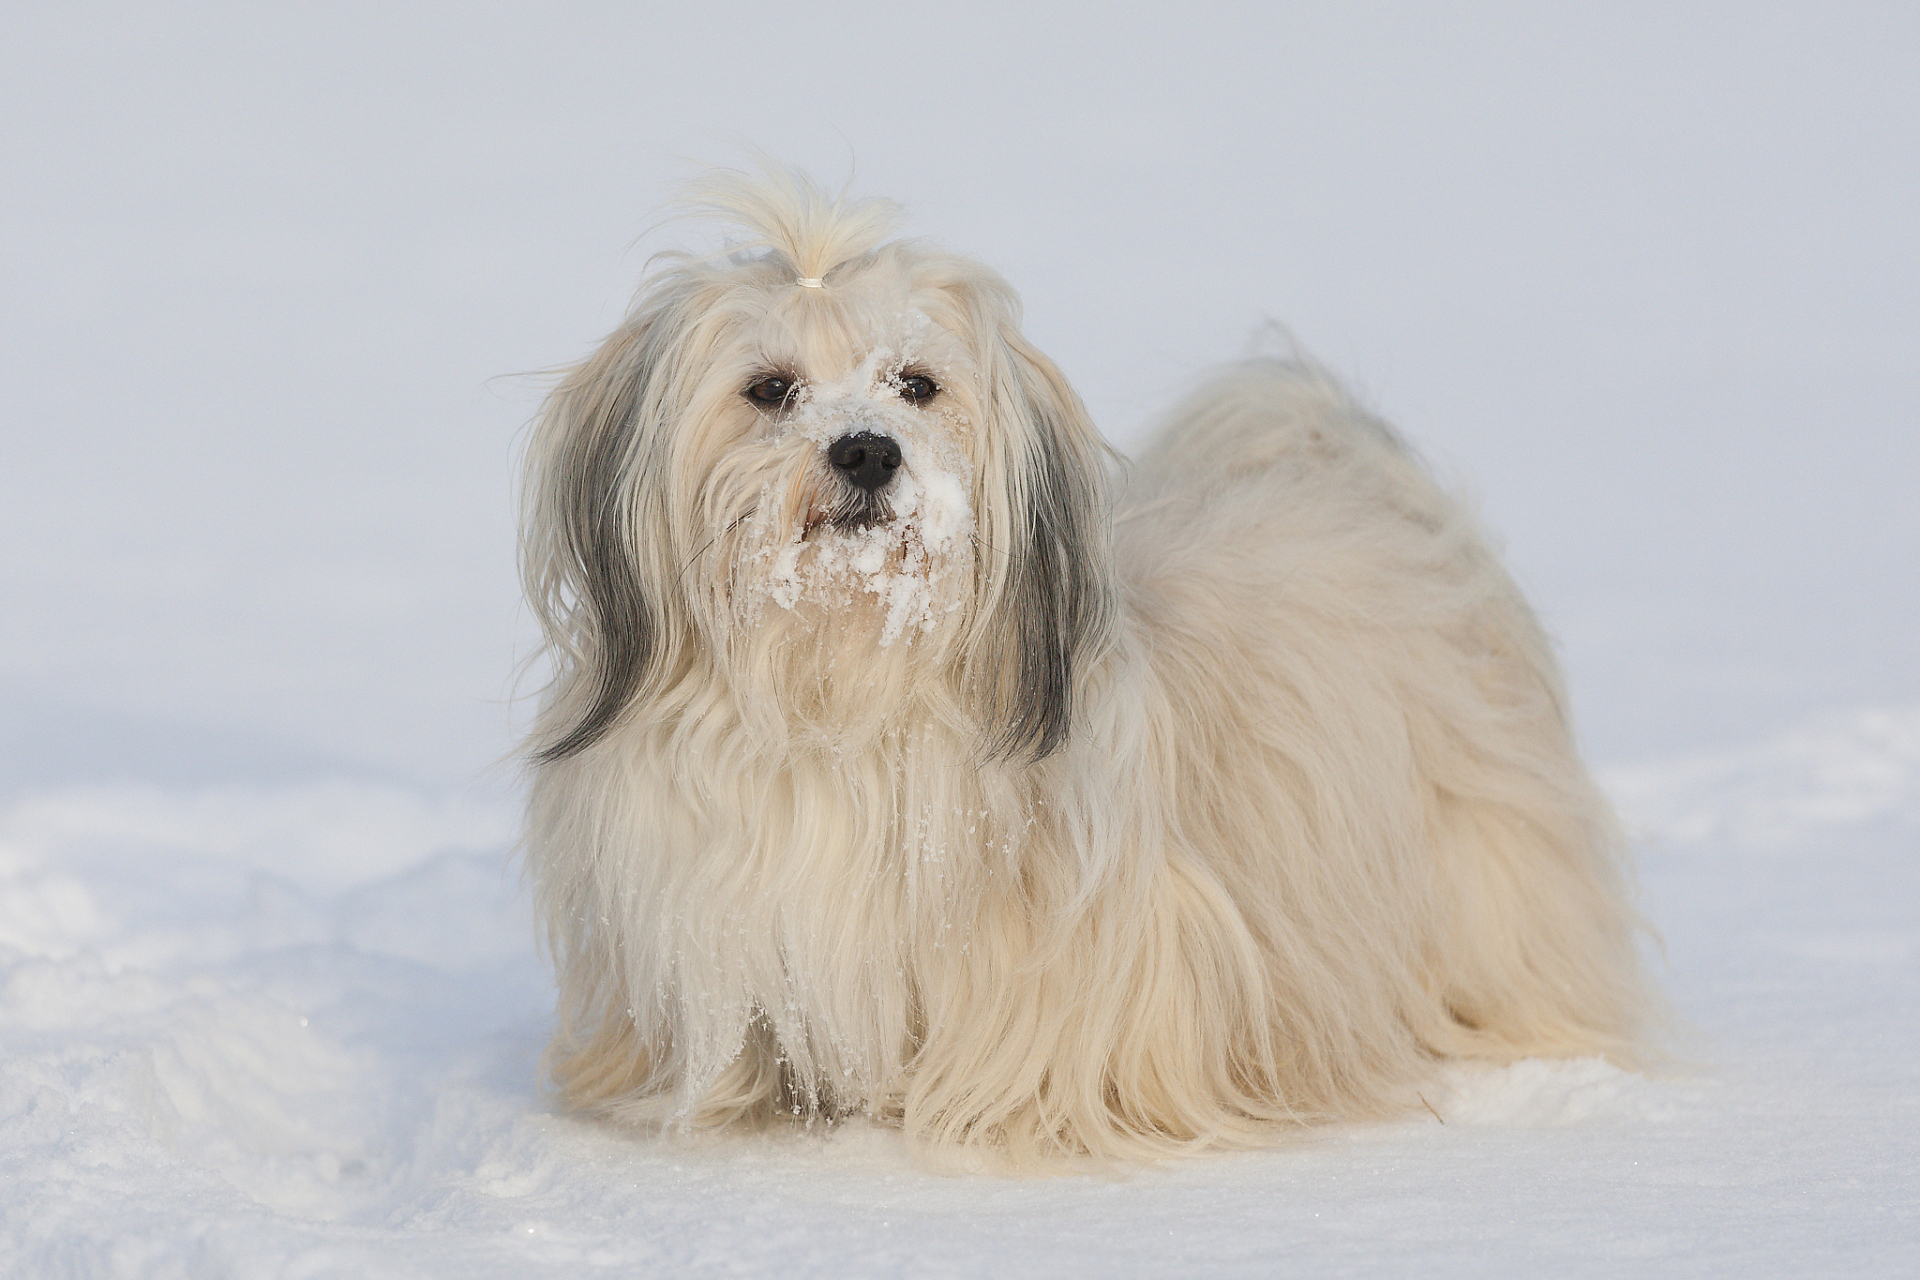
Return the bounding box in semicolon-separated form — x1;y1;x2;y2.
4;709;1915;1276
4;3;1916;1276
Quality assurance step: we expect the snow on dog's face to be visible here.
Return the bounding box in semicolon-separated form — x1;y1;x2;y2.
522;168;1116;761
711;315;979;650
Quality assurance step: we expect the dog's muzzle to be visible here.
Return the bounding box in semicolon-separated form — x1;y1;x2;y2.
827;432;902;494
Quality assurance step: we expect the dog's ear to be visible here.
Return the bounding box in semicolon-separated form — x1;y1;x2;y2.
523;314;677;763
974;325;1118;763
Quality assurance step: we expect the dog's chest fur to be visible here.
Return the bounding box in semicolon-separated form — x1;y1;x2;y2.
536;700;1043;1117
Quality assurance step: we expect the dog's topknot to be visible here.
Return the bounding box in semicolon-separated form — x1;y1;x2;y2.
677;162;905;286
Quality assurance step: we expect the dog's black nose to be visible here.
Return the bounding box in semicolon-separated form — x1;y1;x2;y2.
827;432;902;493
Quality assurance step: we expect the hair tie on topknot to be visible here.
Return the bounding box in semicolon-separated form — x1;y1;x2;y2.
795;277;825;289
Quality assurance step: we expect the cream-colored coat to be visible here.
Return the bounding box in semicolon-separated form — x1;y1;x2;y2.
521;168;1651;1167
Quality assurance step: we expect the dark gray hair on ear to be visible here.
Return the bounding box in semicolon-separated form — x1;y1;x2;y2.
523;316;673;764
980;331;1118;764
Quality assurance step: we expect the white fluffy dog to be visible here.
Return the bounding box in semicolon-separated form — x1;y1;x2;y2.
520;167;1651;1165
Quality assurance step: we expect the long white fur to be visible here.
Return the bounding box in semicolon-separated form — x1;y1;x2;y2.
520;166;1653;1167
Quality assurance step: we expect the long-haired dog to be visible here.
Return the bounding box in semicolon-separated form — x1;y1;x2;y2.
520;167;1651;1166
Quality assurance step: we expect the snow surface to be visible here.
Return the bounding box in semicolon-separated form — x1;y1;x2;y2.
4;710;1916;1276
4;2;1917;1276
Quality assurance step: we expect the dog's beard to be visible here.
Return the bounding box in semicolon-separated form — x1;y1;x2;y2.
755;441;973;646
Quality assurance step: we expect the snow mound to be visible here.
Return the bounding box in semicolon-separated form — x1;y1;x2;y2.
1;777;547;1271
1601;704;1920;849
1432;1058;1682;1127
0;780;520;973
0;780;517;897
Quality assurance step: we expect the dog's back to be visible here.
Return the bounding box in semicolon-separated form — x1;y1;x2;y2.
1113;359;1649;1100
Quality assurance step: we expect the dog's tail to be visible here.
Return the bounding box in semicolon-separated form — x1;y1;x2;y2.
1124;354;1405;505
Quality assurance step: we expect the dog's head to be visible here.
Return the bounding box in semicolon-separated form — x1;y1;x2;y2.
523;167;1115;764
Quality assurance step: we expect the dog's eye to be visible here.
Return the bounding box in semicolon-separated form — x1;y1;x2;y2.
745;375;795;407
898;374;938;405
